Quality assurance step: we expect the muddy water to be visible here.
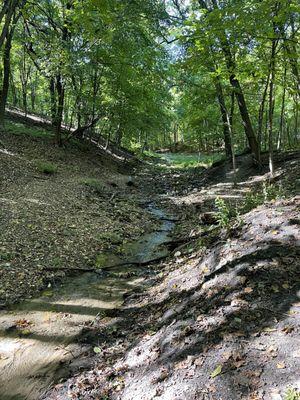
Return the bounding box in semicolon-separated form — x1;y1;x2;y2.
0;204;174;400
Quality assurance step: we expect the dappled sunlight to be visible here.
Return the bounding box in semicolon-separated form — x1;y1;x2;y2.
0;333;75;400
23;198;50;206
118;253;300;399
0;197;17;205
0;148;15;156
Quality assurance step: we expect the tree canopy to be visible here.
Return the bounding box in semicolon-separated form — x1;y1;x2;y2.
0;0;299;168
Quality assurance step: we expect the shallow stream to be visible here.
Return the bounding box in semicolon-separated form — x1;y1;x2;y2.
0;204;174;400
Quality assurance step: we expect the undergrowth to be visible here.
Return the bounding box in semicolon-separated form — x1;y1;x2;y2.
214;182;287;231
36;160;58;174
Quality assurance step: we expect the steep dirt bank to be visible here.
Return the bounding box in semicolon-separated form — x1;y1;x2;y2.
0;122;158;307
47;152;300;400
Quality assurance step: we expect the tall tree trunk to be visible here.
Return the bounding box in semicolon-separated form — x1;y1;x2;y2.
10;71;18;106
49;77;56;125
228;72;260;162
0;29;13;126
199;0;260;162
54;74;64;146
268;19;278;177
213;74;232;159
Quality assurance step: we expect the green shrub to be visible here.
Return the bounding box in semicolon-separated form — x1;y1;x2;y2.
214;197;232;229
36;161;58;174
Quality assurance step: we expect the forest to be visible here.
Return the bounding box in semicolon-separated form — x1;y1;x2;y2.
0;0;299;399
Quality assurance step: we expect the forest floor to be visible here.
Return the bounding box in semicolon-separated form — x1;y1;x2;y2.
0;122;300;400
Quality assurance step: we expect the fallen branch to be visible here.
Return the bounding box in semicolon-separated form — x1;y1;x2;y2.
43;253;170;275
43;266;103;274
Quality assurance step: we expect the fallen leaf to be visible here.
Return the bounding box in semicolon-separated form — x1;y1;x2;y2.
210;364;222;378
276;362;286;369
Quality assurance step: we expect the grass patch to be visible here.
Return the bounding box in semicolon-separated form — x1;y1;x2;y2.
80;178;107;195
144;151;224;169
36;160;58;174
5;120;53;139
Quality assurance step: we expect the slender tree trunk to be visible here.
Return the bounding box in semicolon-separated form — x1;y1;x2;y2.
104;121;112;148
294;96;298;145
286;123;291;148
263;109;268;151
115;123;123;147
277;67;287;150
228;90;237;184
268;19;278;177
30;71;37;111
257;73;270;150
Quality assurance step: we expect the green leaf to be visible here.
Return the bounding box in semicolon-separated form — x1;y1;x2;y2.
210;364;222;378
93;347;101;354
